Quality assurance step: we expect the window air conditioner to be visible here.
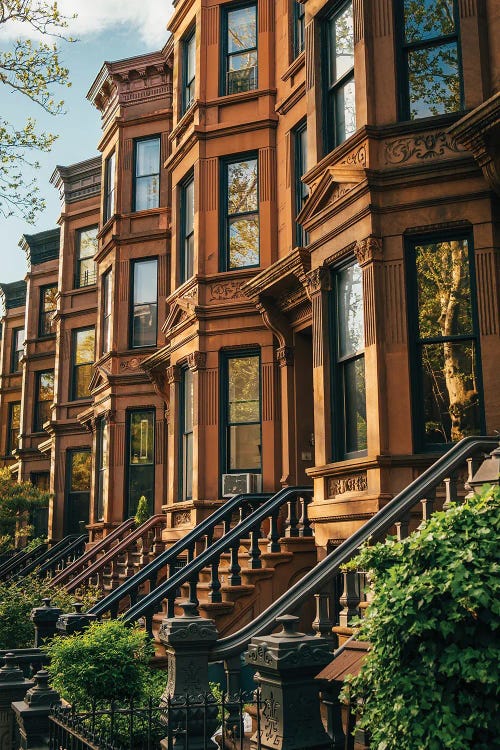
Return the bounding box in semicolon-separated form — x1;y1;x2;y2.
222;473;262;498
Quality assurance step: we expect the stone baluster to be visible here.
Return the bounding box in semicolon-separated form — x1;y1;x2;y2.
246;615;332;750
395;511;411;541
209;557;222;603
284;496;299;537
338;571;360;628
267;511;281;553
420;489;436;524
187;571;199;610
443;471;459;510
312;588;336;644
228;543;242;586
248;526;262;569
299;495;313;537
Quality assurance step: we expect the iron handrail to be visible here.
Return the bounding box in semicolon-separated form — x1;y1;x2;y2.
50;517;137;587
122;486;313;626
15;535;87;580
0;536;80;582
211;435;498;661
88;492;272;619
0;543;47;579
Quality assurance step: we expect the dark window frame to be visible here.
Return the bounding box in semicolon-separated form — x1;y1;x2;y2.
179;171;195;284
7;401;21;455
293;0;305;58
179;367;194;502
395;0;463;121
33;370;54;433
38;284;57;338
102;269;112;355
405;229;485;452
95;416;108;522
221;1;258;96
220;348;262;478
104;152;116;224
75;225;98;288
220;152;260;272
129;257;159;350
70;326;95;402
125;407;155;518
323;0;356;153
132;136;161;213
11;327;24;373
182;27;196;114
294;120;309;248
329;259;367;461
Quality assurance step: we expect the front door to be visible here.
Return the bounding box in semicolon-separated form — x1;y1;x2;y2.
65;450;91;535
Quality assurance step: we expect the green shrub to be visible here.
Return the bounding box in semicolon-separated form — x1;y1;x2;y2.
0;572;100;650
45;619;163;706
342;485;500;750
0;467;50;549
134;496;150;526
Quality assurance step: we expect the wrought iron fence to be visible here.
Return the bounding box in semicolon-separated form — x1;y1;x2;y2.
49;690;265;750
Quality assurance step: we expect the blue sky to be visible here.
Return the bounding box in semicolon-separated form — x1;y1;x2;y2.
0;1;173;284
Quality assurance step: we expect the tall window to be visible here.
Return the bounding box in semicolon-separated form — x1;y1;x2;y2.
39;285;57;337
180;174;195;283
399;0;462;120
295;123;309;247
407;234;482;448
127;409;155;517
293;0;305;57
223;353;261;473
7;402;21;454
222;156;259;270
71;327;95;400
11;327;24;372
325;1;355;150
131;259;158;348
104;152;116;223
180;368;193;501
133;137;160;212
183;29;196;113
66;450;91;534
75;226;98;288
34;370;54;431
102;270;112;354
30;472;49;537
223;4;258;95
333;262;367;458
95;417;108;522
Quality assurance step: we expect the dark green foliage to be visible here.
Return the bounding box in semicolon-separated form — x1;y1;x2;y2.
0;467;51;551
134;495;150;527
0;572;100;650
342;485;500;750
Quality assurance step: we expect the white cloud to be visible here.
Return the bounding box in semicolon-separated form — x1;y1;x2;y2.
1;0;174;48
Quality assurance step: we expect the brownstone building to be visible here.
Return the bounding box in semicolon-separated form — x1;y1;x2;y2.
0;0;499;565
0;281;27;472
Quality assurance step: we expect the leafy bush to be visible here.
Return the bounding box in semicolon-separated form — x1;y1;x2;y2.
342;485;500;750
45;619;163;707
134;495;150;526
0;467;51;549
0;572;100;650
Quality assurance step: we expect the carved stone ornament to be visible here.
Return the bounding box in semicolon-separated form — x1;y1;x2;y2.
327;472;368;498
208;280;245;301
119;357;143;371
355;236;383;267
384;131;464;165
166;365;181;384
305;266;331;296
187;351;206;371
173;510;191;527
340;142;367;168
276;346;294;368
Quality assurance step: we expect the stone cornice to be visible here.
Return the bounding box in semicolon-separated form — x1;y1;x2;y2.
50;156;101;206
0;280;27;311
19;229;60;266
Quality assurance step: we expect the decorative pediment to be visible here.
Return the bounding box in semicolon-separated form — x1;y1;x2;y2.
88;365;110;393
162;300;195;335
298;166;365;226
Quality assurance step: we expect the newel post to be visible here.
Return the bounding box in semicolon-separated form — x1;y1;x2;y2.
11;669;61;750
246;614;332;750
0;654;35;750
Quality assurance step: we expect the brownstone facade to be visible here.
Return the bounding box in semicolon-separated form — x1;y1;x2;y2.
0;0;498;555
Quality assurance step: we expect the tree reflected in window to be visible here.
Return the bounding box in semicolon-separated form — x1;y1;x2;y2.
224;157;259;269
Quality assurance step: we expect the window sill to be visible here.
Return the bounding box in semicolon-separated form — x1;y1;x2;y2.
281;51;305;83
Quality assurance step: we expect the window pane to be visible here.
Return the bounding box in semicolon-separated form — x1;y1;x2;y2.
227;6;257;53
11;403;21;429
130;411;154;465
187;33;196;81
404;0;455;43
134;260;157;304
39;372;54;401
183;369;194;433
335;78;356;143
128;465;154;516
228;356;260;423
344;357;367;454
105;152;115;220
329;3;354;84
136;139;160;177
185;179;194;234
75;328;95;364
70;452;91;492
407;41;460;118
74;365;92;398
229;423;261;470
338;264;364;358
184;433;193;499
228;160;258;214
100;421;109;470
132;303;157;347
415;239;472;339
78;227;98;260
229;216;259;268
135;175;160;211
421;340;480;444
78;257;97;288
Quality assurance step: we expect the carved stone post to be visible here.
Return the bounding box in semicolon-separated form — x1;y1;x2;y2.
56;602;96;636
158;602;219;750
0;654;35;750
31;599;63;647
11;670;61;750
246;615;332;750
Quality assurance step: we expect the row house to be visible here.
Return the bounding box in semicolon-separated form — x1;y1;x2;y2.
0;281;27;472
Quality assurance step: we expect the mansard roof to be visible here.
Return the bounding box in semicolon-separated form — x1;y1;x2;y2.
50;156;102;205
0;280;27;311
19;228;60;266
